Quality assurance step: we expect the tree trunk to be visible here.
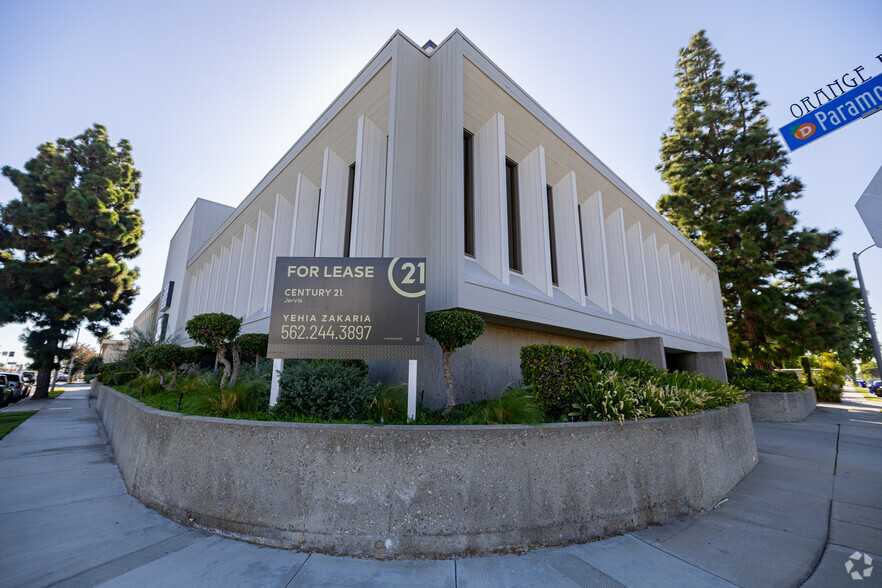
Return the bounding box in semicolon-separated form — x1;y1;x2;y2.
32;365;52;400
165;363;179;390
441;349;455;415
228;343;241;389
216;347;232;390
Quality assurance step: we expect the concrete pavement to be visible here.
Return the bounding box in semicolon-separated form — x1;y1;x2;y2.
1;383;880;587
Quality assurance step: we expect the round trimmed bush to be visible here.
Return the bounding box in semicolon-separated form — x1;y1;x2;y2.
276;360;377;421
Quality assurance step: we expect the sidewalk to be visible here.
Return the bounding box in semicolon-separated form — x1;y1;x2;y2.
1;384;880;587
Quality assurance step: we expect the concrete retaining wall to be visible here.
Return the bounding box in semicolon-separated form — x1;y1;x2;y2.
94;383;757;558
746;389;816;422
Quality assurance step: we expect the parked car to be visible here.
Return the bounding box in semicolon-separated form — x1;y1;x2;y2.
856;378;867;388
0;373;25;406
55;373;68;383
869;379;882;397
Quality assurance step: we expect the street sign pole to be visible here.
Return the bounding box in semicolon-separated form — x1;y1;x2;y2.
854;245;882;378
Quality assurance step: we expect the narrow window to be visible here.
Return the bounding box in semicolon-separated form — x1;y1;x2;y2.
314;189;322;254
505;158;521;272
547;184;558;286
463;130;475;257
344;163;356;257
578;205;588;295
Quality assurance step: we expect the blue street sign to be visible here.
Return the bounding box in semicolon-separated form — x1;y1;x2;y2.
779;75;882;151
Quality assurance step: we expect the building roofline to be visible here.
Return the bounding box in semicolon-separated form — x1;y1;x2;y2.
187;30;413;267
448;28;715;269
186;28;714;270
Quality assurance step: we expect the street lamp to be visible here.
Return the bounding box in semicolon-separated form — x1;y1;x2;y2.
853;244;882;377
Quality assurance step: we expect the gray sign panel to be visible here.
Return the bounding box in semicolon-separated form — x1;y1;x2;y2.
267;257;426;360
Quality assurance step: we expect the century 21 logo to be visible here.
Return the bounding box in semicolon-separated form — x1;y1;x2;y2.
789;122;816;141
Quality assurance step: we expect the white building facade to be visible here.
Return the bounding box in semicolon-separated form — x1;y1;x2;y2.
136;30;731;406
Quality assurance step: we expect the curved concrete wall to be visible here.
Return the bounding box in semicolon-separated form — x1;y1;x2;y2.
94;383;757;558
746;389;816;422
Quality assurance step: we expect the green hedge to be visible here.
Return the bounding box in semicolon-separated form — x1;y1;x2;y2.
521;344;744;422
97;360;138;386
276;359;376;420
519;345;632;419
726;362;805;393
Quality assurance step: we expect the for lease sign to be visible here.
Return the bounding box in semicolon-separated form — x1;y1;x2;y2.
267;257;426;360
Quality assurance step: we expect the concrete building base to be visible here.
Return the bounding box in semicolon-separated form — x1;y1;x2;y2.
95;382;757;559
746;389;817;422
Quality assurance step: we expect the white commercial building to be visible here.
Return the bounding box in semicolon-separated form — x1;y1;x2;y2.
135;30;731;406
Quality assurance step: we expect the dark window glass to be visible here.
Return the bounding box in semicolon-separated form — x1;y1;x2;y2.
344;163;356;257
547;184;558;286
578;205;588;296
506;158;521;272
314;189;322;254
464;130;475;257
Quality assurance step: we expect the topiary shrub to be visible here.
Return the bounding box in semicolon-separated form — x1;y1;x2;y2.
185;313;242;390
128;348;151;376
276;359;377;420
144;344;188;390
425;309;485;414
236;333;269;373
181;346;210;373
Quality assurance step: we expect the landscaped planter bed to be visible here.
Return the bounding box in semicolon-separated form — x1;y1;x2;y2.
94;382;757;558
745;389;816;422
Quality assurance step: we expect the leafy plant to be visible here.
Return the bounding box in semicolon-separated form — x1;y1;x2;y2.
467;383;545;425
368;385;407;423
144;344;188;390
83;356;104;380
131;373;162;396
276;359;377;421
727;362;805;393
96;360;138;386
236;333;269;373
814;353;846;403
185;313;242;390
425;310;485;415
520;344;611;420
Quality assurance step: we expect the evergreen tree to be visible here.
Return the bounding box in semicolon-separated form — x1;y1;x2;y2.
1;124;143;398
657;31;863;369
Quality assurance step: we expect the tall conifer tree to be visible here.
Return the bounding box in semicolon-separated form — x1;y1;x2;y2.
657;31;863;369
0;124;143;397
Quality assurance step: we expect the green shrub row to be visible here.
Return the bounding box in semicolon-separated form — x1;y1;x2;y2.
521;344;744;422
726;362;805;393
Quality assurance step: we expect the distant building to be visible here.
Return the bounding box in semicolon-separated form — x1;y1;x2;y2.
133;30;731;406
100;339;128;363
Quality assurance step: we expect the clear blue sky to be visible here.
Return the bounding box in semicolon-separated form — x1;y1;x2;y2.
1;0;880;364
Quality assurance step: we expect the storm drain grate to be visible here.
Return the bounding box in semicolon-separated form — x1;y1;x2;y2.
545;552;628;588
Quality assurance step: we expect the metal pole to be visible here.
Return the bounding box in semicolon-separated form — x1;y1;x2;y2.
66;326;81;382
854;245;882;378
407;359;418;422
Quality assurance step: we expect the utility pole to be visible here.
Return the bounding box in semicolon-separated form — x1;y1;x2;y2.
854;245;882;378
66;325;81;382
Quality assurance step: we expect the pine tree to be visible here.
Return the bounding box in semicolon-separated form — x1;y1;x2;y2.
1;124;143;398
657;31;864;369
